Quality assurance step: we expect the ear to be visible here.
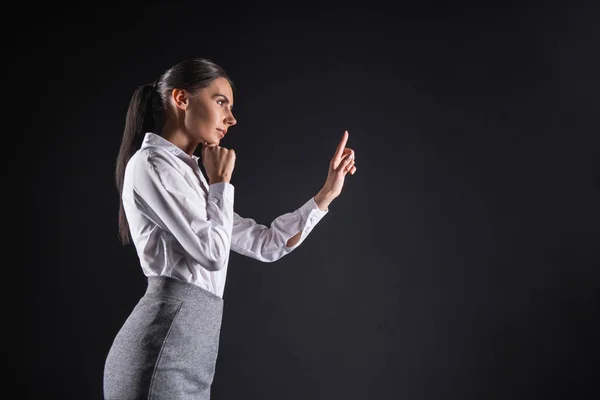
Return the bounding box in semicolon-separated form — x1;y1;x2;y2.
171;89;190;111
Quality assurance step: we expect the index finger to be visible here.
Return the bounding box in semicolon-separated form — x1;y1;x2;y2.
334;130;349;160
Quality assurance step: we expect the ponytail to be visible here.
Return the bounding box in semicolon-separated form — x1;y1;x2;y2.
115;82;160;245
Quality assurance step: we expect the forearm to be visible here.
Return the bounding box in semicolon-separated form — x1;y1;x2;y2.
314;188;335;212
286;230;303;248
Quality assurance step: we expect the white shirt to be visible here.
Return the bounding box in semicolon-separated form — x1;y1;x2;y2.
121;132;329;298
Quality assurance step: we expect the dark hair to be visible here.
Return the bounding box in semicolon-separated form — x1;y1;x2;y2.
115;58;234;245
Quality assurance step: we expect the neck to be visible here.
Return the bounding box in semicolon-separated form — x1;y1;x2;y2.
160;118;198;157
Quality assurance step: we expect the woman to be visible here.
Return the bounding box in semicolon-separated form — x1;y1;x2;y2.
103;58;357;399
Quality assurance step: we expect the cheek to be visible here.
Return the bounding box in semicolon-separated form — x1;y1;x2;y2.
205;110;223;127
185;112;202;129
212;107;224;122
188;106;209;125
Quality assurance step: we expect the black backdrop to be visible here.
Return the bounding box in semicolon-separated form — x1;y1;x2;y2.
21;2;599;399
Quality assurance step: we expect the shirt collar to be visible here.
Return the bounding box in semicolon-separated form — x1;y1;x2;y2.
141;132;200;163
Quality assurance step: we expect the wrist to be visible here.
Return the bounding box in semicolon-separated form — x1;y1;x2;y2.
209;176;231;184
314;188;335;211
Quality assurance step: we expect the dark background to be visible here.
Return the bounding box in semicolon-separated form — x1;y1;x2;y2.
21;1;599;399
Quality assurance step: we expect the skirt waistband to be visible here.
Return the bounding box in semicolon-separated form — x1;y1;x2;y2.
145;276;223;303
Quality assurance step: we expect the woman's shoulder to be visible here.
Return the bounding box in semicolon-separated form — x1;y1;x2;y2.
135;147;185;175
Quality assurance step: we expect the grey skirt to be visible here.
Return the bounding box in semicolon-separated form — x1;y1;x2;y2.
103;275;224;400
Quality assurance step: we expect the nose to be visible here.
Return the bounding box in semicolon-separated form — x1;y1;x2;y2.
225;109;237;127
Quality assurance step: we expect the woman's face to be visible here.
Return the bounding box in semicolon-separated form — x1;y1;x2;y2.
184;77;237;146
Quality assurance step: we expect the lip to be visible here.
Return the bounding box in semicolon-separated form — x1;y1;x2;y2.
216;129;226;138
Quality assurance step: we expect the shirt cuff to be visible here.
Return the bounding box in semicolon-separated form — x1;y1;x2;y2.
208;182;235;204
299;196;329;233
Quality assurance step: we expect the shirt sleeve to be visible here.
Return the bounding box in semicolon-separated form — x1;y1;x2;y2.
230;196;328;262
133;150;235;271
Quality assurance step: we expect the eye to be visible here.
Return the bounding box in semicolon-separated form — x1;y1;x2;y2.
217;99;225;106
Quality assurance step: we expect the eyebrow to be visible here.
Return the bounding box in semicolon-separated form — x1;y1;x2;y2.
213;93;233;110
